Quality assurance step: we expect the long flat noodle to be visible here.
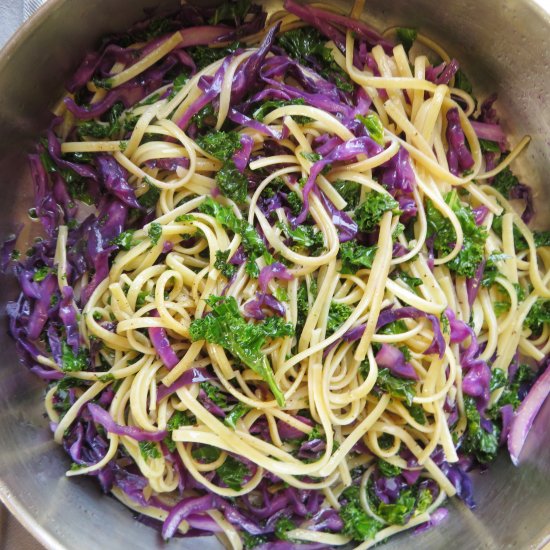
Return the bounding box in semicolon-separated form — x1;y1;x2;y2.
20;3;548;549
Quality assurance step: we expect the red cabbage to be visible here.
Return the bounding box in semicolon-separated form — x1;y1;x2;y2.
258;262;293;292
379;147;416;193
508;362;550;465
284;0;393;51
88;403;168;442
233;134;254;173
446;108;474;176
156;367;213;402
244;293;286;320
96;155;142;209
377;307;446;358
375;343;418;380
148;311;180;370
295;136;383;225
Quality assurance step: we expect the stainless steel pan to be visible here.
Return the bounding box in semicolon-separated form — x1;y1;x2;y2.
0;1;549;548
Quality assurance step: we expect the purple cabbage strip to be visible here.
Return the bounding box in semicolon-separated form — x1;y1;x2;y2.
377;306;446;358
177;56;230;129
47;127;98;180
29;154;58;236
230;23;281;105
316;189;358;243
145;157;190;171
228;108;282;140
379;147;416;193
88;403;168;442
375;343;418;380
426;60;459;85
258;262;294;292
156;367;213;402
470;120;507;146
446;108;474;176
96;155;141;209
148;311;180;370
509;183;534;224
465;259;486;307
295;136;383;225
284;0;393;51
233;134;254;173
59;286;81;352
244;292;286;320
277;416;313;440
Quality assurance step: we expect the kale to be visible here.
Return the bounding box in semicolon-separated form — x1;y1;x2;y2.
488;364;534;416
296;281;312;339
300;152;322;163
40;151;94;205
531;231;550;249
214;250;237;279
192;103;216;130
274;287;288;302
339;486;382;541
139;441;161;460
480;252;508;287
61;342;89;372
416;488;433;513
454;69;473;95
224;402;251;429
327;302;352;336
242;533;268;549
378;459;402;478
461;396;499;463
200;382;228;409
368;367;416;406
492;166;519;198
395;27;417;54
286;191;303;216
479;139;501;153
189;42;242;71
190;296;294;405
216;456;250;491
167;72;189;101
209;0;251;25
333;179;361;209
199;198;268;263
111;230;136;250
274;517;296;541
407;403;427;425
216;161;249;203
354;192;399;233
278;222;325;256
376;489;416;525
77;102;124;139
490;215;534;252
356;113;385;145
148;222;162;245
33;266;53;282
196;131;242;162
192;445;222;463
524;299;550;335
339;242;378;274
135;291;150;309
277;27;353;92
252;98;311;124
426;190;487;278
167;410;196;430
489;368;507;392
393;270;423;289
